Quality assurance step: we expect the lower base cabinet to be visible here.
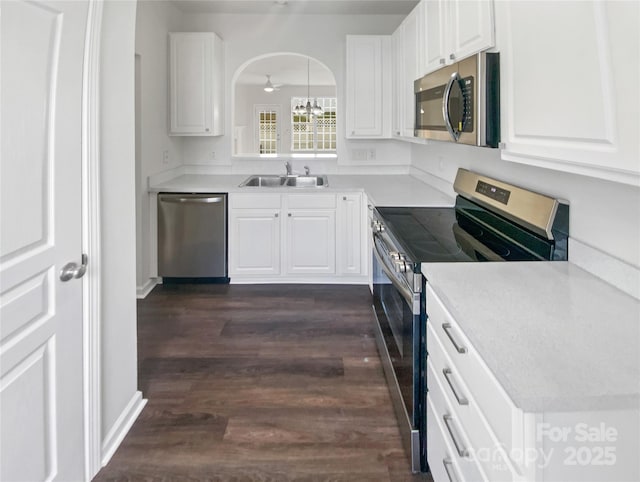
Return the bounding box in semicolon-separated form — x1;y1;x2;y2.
425;283;639;482
229;192;365;281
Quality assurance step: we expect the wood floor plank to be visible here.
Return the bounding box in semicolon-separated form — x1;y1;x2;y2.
94;284;431;482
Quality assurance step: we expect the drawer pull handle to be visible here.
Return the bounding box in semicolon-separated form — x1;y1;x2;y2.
442;323;467;353
443;458;459;482
442;368;469;405
443;414;469;458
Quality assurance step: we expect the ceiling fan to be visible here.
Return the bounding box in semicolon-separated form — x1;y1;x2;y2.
263;74;283;92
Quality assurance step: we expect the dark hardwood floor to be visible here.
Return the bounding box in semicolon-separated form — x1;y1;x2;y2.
94;284;432;482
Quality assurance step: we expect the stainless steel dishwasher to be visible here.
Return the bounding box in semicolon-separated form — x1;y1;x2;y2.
158;193;228;281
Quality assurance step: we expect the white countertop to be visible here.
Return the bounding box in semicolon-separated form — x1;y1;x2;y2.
422;261;640;413
149;174;454;208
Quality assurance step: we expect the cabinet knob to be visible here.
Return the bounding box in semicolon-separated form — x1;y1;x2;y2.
343;196;347;201
449;53;455;60
351;130;355;135
439;58;445;65
274;213;279;218
205;127;210;132
288;213;292;217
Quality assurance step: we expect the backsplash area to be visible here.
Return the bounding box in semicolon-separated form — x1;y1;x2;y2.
410;142;640;273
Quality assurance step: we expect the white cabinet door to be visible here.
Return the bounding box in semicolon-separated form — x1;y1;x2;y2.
497;1;640;185
391;27;404;138
422;0;495;74
423;0;447;74
229;209;280;276
345;35;391;138
401;3;423;137
285;210;336;275
337;193;363;275
449;0;495;63
169;32;224;136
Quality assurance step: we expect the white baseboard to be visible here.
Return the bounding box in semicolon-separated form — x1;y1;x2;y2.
101;391;147;467
136;278;159;299
229;276;368;285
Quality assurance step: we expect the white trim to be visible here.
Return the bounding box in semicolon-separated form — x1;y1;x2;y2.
569;238;640;301
81;1;103;480
137;277;159;299
230;276;368;285
100;391;147;467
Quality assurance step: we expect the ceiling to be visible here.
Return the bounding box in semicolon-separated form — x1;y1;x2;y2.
170;0;419;15
236;54;335;87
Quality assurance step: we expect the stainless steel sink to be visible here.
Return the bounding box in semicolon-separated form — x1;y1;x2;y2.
239;175;286;187
239;174;328;188
285;175;328;187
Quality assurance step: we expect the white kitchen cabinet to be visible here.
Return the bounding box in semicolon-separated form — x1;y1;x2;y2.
229;201;281;276
337;193;363;275
169;32;224;136
426;283;639;482
391;28;403;138
230;193;367;282
391;2;424;139
286;210;336;275
496;1;640;185
345;35;391;138
423;0;495;74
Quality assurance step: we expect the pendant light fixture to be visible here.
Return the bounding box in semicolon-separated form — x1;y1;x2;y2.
293;58;323;117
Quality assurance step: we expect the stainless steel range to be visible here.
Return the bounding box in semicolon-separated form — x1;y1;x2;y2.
371;168;569;473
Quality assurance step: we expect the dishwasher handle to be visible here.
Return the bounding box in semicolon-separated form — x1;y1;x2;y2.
159;195;225;204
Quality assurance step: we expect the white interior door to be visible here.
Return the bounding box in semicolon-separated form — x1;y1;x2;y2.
0;1;89;480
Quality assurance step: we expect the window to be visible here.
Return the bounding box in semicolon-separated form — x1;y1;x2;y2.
291;97;337;152
256;106;279;154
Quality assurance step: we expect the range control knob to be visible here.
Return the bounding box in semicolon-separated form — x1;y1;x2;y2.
371;220;386;233
390;251;406;261
394;260;409;273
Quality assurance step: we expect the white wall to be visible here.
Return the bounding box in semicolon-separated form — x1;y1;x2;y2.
410;143;640;268
135;0;184;288
100;0;139;446
179;12;411;169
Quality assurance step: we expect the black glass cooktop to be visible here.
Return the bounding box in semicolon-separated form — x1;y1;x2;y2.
376;199;553;264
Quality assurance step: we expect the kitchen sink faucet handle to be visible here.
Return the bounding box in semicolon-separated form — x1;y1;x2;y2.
304;165;310;175
285;161;292;176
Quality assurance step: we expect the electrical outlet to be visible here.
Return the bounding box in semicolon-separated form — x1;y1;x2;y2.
162;150;169;164
368;149;376;161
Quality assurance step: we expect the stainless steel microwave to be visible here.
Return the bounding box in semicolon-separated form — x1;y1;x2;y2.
414;52;500;147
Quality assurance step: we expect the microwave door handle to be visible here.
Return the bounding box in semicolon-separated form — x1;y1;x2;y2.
442;72;461;142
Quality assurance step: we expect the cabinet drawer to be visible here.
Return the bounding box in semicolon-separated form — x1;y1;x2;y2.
427;395;466;482
427;329;518;481
426;284;523;457
427;364;485;482
286;193;336;209
231;193;281;209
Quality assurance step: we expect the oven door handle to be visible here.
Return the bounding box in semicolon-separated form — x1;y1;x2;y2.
373;233;414;306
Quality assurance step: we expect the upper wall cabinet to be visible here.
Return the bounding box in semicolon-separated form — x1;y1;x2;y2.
423;0;495;75
391;2;424;138
345;35;391;138
497;1;640;185
169;32;224;136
